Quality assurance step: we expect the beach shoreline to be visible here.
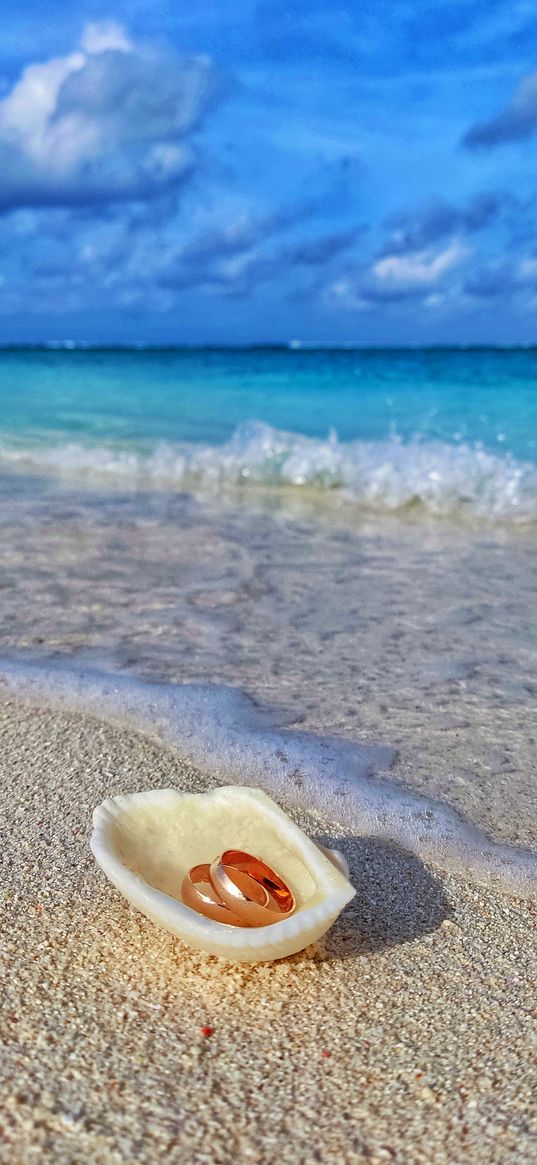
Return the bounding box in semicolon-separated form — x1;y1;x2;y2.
1;695;536;1163
0;478;535;851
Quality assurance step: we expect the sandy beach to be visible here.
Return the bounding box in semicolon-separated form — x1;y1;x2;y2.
2;696;536;1164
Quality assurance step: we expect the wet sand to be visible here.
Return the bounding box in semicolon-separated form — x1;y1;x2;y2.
2;699;536;1164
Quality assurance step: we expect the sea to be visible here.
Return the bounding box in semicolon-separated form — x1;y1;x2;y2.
0;345;537;519
1;345;536;892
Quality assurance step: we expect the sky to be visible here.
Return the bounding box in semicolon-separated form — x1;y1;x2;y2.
2;1;537;344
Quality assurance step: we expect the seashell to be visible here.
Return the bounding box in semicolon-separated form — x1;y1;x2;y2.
91;785;356;963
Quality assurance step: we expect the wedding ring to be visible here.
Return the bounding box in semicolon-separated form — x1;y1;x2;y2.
210;850;295;926
182;851;296;928
218;851;295;913
181;863;245;926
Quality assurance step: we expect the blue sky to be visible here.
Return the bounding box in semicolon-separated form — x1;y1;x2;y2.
3;1;537;344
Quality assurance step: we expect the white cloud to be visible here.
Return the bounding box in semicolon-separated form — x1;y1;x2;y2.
0;23;219;211
517;256;537;282
323;240;470;312
372;241;468;288
0;52;86;168
80;22;133;55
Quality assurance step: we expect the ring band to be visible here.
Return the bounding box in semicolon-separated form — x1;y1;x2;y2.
217;851;295;913
210;851;295;926
181;863;244;926
182;852;296;929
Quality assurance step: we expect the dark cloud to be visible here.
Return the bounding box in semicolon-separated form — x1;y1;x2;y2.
354;281;433;304
55;47;219;142
159;223;359;297
0;155;362;315
224;229;360;297
464;262;515;298
463;72;537;147
156;170;361;297
381;192;507;255
281;230;357;266
464;254;537;298
327;283;423;308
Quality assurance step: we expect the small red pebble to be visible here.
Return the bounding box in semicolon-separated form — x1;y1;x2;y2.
201;1026;214;1038
322;1050;331;1059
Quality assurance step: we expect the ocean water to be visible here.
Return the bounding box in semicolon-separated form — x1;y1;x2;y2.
1;346;537;520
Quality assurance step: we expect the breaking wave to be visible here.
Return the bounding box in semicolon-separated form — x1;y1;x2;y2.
1;420;536;522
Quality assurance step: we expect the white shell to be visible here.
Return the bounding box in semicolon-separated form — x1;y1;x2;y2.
91;785;356;963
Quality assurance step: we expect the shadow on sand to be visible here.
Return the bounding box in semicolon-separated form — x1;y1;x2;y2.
311;834;452;960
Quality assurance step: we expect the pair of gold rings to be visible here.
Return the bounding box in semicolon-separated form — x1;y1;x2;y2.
181;849;295;927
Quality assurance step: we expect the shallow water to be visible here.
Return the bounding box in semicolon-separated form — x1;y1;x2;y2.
1;475;536;868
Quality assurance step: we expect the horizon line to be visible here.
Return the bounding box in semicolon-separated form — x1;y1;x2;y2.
1;341;537;353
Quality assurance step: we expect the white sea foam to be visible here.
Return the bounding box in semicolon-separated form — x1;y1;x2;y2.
0;420;536;521
2;656;537;898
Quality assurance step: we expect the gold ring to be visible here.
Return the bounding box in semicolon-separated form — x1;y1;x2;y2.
210;850;295;926
181;863;244;926
218;850;295;913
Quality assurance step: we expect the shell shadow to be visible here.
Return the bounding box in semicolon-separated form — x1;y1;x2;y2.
314;834;452;960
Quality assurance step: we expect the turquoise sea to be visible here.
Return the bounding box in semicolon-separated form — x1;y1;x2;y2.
1;346;537;520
